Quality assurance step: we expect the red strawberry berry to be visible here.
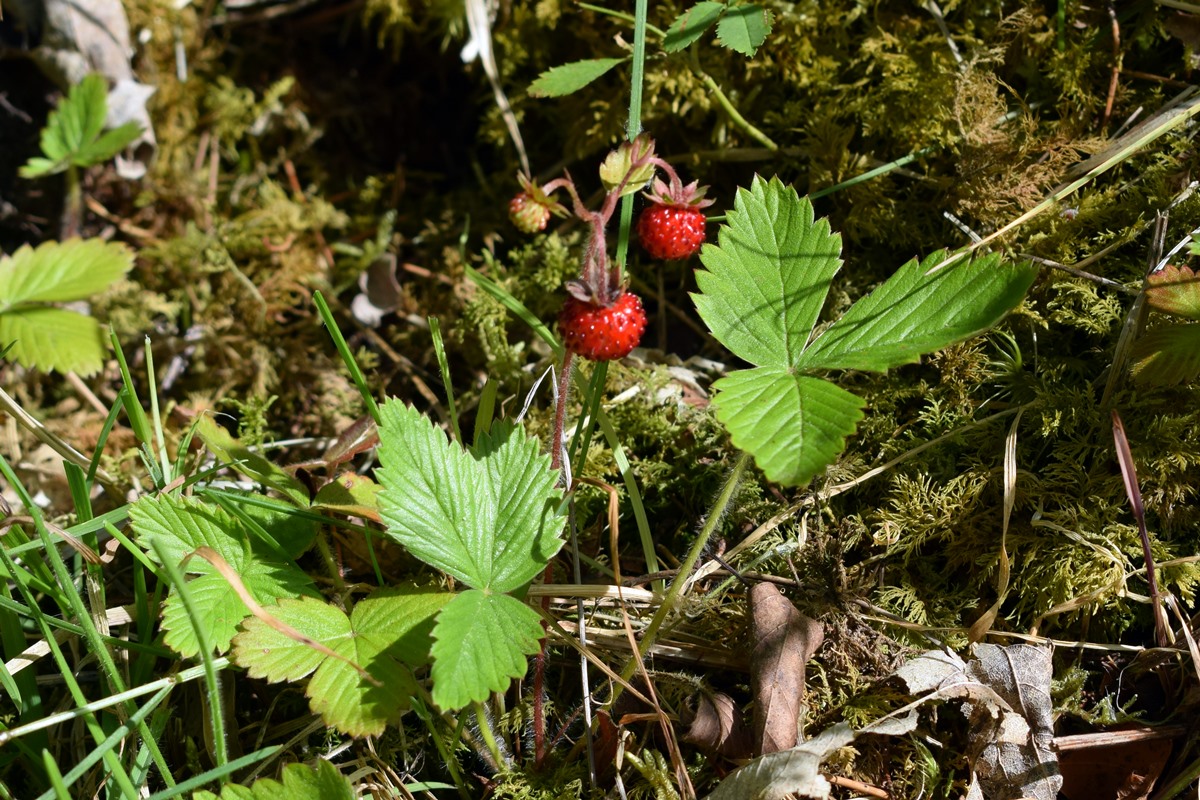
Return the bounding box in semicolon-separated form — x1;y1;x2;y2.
509;192;551;234
637;202;707;260
558;292;647;361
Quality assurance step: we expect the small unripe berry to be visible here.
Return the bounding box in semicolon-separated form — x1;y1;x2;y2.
509;192;551;234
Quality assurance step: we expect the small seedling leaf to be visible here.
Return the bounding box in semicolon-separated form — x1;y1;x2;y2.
1131;323;1200;385
797;251;1038;372
528;57;627;98
1145;264;1200;319
17;158;60;179
712;368;865;486
0;307;107;376
663;1;726;53
232;586;452;736
429;589;544;710
23;74;109;176
715;4;773;57
130;495;316;657
377;401;565;592
0;238;134;305
693;175;843;369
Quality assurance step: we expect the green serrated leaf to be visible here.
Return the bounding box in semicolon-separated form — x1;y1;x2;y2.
37;75;109;169
377;401;565;592
528;57;627;98
130;495;316;657
161;558;313;656
429;590;543;710
1131;323;1200;385
1145;265;1200;320
195;415;311;506
231;587;452;736
197;760;354;800
796;252;1038;372
663;1;725;53
692;175;843;369
715;4;773;56
17;157;63;178
0;307;107;375
73;121;143;167
712;368;865;486
0;238;134;306
248;761;355;800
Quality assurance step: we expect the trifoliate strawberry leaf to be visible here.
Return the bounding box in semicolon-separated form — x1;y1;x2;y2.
1145;265;1200;320
694;175;1036;486
663;1;725;53
528;57;628;98
377;402;565;592
0;238;134;305
20;74;111;177
796;251;1039;372
193;760;355;800
712;368;866;487
692;176;843;369
429;589;544;710
130;495;316;657
1131;323;1200;385
231;586;452;736
0;307;107;376
715;4;773;57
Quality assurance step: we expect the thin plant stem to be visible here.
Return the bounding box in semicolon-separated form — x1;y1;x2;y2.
149;538;230;769
694;67;779;151
429;317;461;442
575;1;665;36
473;702;506;770
810;146;937;199
144;336;173;486
619;451;751;685
550;351;575;473
63;164;82;238
313;290;381;425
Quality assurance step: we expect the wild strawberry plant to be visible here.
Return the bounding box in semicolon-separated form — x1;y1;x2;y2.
693;176;1039;485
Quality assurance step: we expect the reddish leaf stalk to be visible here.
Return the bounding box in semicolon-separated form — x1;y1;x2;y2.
1111;409;1170;647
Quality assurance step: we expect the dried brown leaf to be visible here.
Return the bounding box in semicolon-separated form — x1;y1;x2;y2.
682;690;753;760
749;582;824;755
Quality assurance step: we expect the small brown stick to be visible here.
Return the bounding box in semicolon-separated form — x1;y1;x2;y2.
1103;3;1121;129
825;774;889;799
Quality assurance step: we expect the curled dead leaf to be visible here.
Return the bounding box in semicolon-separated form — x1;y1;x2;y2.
749;582;824;755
